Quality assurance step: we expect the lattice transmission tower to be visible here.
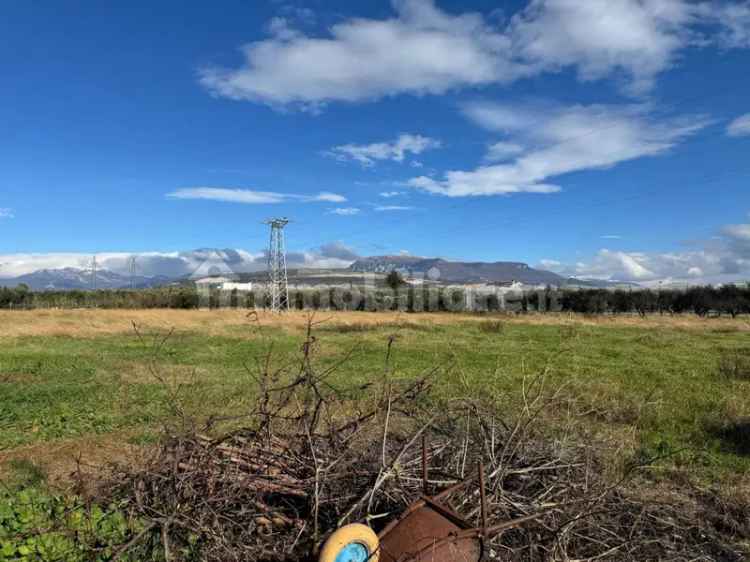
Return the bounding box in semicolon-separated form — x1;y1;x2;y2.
129;256;137;290
265;218;290;312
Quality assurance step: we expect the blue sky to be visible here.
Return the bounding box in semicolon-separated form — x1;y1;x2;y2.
1;0;750;284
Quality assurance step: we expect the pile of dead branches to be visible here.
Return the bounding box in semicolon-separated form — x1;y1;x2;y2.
104;318;749;562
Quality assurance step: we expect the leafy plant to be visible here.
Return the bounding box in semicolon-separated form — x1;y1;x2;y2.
0;487;150;562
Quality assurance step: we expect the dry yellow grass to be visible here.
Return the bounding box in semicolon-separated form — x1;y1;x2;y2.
0;308;747;338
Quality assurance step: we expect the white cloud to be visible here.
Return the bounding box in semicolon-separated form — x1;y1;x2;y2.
509;0;704;95
0;208;13;219
603;250;655;279
313;192;348;202
327;134;441;167
277;5;317;26
409;173;560;197
374;205;415;211
0;251;222;279
0;245;360;280
715;2;750;47
408;102;708;197
601;234;623;239
727;113;750;137
199;0;750;109
167;187;346;204
541;214;750;285
722;218;750;259
546;249;706;283
0;253;100;278
723;222;750;243
200;0;515;109
485;141;524;162
168;188;285;204
379;191;405;198
328;207;360;216
267;17;301;41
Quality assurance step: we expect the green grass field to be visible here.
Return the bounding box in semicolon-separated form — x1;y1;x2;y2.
1;309;749;486
2;310;750;561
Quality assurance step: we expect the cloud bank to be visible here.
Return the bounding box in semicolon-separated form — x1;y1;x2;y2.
541;214;750;285
200;0;749;109
3;216;750;286
0;244;362;280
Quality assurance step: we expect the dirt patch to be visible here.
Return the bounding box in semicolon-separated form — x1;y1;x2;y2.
0;431;143;489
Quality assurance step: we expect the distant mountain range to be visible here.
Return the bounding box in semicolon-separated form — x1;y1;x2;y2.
349;255;565;285
0;258;636;290
0;268;172;291
349;256;636;288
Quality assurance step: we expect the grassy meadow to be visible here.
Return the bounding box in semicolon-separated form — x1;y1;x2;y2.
1;309;749;487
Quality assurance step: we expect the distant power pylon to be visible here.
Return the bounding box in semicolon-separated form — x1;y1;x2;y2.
91;255;97;291
264;218;290;312
129;256;137;290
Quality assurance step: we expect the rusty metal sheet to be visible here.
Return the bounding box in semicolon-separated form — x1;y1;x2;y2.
378;505;481;562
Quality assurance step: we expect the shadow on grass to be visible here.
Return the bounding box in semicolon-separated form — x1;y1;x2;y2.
708;420;750;456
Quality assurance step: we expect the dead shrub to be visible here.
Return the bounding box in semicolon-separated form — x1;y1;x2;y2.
77;317;750;561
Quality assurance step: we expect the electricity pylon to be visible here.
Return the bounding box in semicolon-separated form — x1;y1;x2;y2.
264;218;290;312
129;256;137;290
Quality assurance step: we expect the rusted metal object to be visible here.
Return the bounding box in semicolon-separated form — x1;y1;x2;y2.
374;439;546;562
378;497;481;562
376;439;481;562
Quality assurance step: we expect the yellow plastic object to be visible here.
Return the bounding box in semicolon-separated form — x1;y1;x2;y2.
319;523;380;562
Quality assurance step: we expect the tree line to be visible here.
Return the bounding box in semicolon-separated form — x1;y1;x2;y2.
1;283;748;317
0;285;200;310
555;285;750;317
